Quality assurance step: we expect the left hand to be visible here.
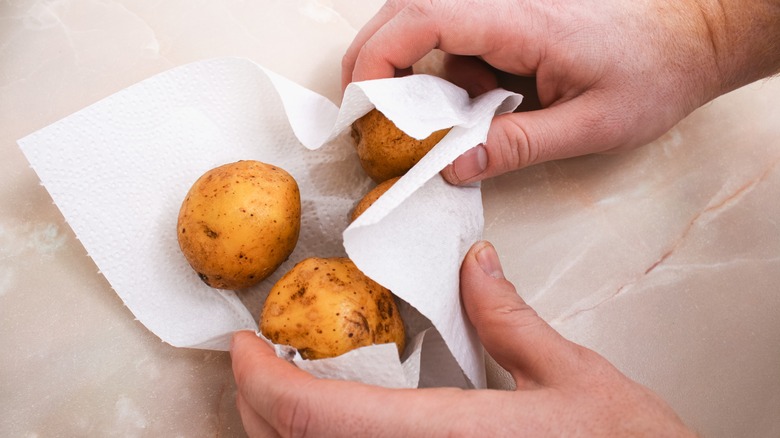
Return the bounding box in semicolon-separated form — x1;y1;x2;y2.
230;241;695;437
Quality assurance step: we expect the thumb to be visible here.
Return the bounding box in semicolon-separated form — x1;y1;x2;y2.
460;241;580;386
443;94;622;184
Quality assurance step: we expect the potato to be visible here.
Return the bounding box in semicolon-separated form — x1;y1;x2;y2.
260;257;405;360
350;176;400;222
351;109;450;183
177;160;300;290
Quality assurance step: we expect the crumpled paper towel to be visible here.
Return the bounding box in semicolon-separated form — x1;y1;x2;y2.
18;57;522;389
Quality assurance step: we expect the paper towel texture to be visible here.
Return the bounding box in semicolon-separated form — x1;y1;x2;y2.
18;57;522;388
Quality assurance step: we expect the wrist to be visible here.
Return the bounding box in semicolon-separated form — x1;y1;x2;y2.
694;0;780;94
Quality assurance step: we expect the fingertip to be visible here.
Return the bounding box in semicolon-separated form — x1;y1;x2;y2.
473;241;505;280
341;0;408;89
460;241;507;305
230;330;281;390
443;144;488;185
440;163;458;185
230;330;270;357
444;113;541;186
230;332;320;428
460;241;577;385
351;40;407;84
229;330;248;354
461;240;509;292
350;5;440;84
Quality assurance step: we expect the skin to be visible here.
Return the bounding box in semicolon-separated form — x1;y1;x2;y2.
231;0;780;435
342;0;780;185
231;241;696;437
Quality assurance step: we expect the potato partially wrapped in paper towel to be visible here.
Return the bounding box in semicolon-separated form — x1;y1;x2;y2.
260;257;406;360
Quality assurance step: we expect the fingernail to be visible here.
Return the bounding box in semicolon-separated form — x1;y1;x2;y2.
452;144;487;182
476;241;504;279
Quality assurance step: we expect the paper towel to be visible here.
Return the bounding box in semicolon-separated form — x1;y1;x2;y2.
18;57;522;389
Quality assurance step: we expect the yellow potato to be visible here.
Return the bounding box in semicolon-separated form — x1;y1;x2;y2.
351;109;450;183
350;176;400;222
177;160;300;290
260;257;406;360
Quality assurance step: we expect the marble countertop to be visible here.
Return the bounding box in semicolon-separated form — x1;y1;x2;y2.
2;1;778;436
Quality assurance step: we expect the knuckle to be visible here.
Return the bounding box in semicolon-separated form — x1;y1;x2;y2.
566;344;617;382
478;293;542;333
500;302;544;331
492;116;537;172
576;92;636;152
403;0;437;19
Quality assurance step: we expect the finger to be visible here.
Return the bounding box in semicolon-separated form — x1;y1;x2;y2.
341;0;410;90
230;331;318;434
460;241;580;386
350;3;441;84
231;330;402;437
441;54;498;97
442;92;621;184
236;392;282;438
351;1;513;84
230;331;491;437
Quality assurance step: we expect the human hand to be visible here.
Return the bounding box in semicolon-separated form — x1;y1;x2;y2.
230;241;696;437
341;0;780;185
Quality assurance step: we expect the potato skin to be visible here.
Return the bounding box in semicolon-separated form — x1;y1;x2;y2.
350;176;400;222
177;160;300;290
351;109;450;183
260;257;406;360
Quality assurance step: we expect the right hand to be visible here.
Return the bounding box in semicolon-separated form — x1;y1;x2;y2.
342;0;778;184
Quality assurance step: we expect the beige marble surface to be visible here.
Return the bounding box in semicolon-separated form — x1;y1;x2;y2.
1;1;778;437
